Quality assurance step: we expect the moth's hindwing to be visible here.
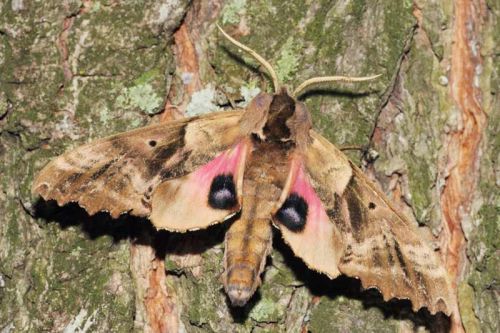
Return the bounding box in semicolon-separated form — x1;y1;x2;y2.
151;139;250;231
273;156;345;279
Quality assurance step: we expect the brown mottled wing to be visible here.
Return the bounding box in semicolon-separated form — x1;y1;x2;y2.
276;130;455;315
33;111;244;222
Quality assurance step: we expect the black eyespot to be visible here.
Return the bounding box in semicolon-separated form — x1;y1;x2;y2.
208;174;237;209
148;140;157;147
275;193;308;232
368;202;376;209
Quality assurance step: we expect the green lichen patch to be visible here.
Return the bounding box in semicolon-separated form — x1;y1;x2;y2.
248;298;285;323
68;4;163;76
457;283;482;333
309;296;398;333
180;258;228;329
116;82;163;115
405;157;434;222
185;86;221;116
370;24;449;228
238;84;261;107
0;1;179;331
214;1;310;93
467;162;500;332
307;93;380;151
27;230;134;332
222;0;247;25
113;69;165;116
73;78;149;139
275;37;302;84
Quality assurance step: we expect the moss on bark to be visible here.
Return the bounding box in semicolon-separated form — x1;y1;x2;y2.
0;0;497;332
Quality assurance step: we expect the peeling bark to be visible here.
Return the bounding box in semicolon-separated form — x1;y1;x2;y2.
440;1;488;331
444;0;487;280
163;23;202;121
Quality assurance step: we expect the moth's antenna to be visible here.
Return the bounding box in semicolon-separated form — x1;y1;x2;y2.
217;24;280;93
292;74;382;98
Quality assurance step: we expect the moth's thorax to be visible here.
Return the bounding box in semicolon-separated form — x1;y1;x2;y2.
242;140;291;215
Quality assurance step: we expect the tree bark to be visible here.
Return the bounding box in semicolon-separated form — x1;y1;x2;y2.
0;0;497;332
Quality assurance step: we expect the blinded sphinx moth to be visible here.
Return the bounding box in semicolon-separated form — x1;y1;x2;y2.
32;26;455;315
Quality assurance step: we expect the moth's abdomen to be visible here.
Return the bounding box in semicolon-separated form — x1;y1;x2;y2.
223;217;272;306
222;141;289;306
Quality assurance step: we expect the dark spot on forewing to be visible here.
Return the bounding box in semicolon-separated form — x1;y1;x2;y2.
394;240;410;279
66;172;84;184
372;250;383;267
275;193;308;232
208;174;237;209
346;187;365;240
326;193;350;232
90;159;116;181
383;234;395;266
368;202;376;209
146;124;187;177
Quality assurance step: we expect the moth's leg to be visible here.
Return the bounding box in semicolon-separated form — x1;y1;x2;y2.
223;216;272;306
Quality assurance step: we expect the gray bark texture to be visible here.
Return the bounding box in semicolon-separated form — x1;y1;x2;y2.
0;0;497;332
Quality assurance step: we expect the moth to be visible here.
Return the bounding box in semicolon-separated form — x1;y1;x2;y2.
32;26;455;316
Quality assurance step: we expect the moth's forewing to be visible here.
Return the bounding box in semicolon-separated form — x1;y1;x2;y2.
273;130;454;315
336;165;453;315
32;111;244;222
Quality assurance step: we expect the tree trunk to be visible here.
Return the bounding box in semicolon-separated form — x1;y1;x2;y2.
0;0;496;332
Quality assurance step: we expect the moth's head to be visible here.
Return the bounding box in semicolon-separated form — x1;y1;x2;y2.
217;25;380;143
239;85;312;144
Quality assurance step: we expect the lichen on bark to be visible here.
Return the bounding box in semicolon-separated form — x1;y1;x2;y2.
0;0;185;331
0;0;497;332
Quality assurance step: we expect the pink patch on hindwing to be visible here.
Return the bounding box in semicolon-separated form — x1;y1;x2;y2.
276;159;330;232
274;159;342;279
292;164;328;225
150;140;249;231
193;140;246;189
